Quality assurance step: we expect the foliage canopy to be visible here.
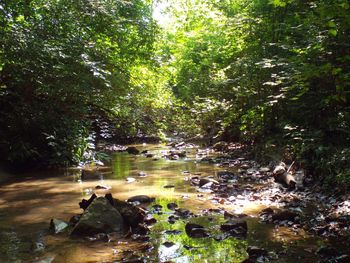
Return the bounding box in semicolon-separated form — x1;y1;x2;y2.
0;0;349;183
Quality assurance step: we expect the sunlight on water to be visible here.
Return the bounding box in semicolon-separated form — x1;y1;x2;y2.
0;144;328;262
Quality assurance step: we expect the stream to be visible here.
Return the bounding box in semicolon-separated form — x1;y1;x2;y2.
0;144;346;263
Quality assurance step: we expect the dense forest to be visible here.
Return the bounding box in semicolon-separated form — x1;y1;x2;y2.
0;0;349;186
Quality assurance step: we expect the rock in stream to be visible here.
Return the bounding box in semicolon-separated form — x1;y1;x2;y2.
71;197;129;236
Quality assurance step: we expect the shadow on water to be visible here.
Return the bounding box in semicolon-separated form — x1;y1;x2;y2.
0;144;338;262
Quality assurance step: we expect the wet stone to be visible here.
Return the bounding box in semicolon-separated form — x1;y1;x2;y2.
190;176;200;185
31;240;45;252
175;208;192;219
126;177;136;183
169;149;186;158
126;147;140;155
138;171;147;177
259;167;270;173
217;171;236;180
50;218;69;234
214;232;232;241
127;195;155;204
260;207;274;215
185;223;209;238
213;141;228;152
220;219;248;238
247;246;268;257
168;215;179;224
169;154;179;160
85;233;109;242
167;202;178;210
208;208;223;214
151;204;162;214
163;230;182;235
106;194;145;228
132;224;149;235
199;178;219;187
201;182;214;189
241;246;270;263
71;197;128;236
272;210;299;222
240;164;250;169
131;234;150;242
163;241;175;248
184;245;195;250
259;207;274;221
144;215;157;226
152;204;162;210
220;220;248;232
95;185;111;190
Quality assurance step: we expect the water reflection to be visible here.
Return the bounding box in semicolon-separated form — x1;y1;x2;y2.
0;144;332;262
149;197;247;263
112;153;131;179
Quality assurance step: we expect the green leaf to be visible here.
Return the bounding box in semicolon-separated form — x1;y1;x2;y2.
327;21;336;28
269;0;287;7
328;29;337;36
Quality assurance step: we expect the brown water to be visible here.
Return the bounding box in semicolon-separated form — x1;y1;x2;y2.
0;144;327;263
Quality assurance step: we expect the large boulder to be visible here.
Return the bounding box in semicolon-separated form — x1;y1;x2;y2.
71;197;128;236
105;194;145;228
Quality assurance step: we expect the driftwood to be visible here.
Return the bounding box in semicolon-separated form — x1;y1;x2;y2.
274;172;296;189
273;161;296;189
79;194;97;210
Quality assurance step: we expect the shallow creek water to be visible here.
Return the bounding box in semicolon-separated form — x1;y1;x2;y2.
0;144;332;263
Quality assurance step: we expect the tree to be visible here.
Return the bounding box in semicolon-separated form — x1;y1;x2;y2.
0;0;158;165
